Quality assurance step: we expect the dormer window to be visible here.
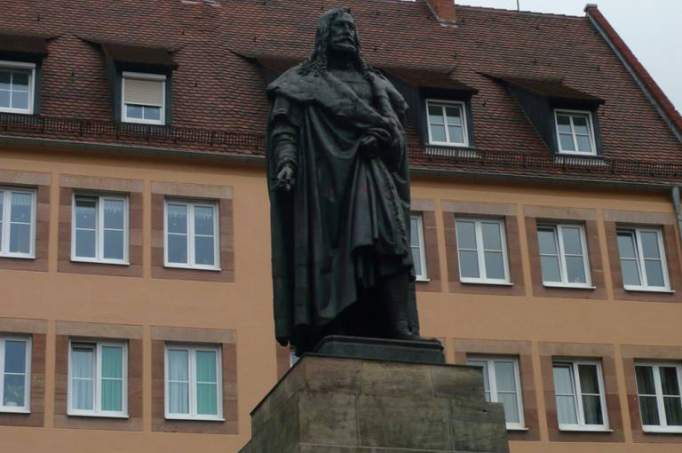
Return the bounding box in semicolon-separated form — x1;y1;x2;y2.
426;99;469;147
555;109;597;156
121;72;166;125
0;61;35;115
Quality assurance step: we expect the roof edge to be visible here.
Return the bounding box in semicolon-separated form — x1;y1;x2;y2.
585;5;682;141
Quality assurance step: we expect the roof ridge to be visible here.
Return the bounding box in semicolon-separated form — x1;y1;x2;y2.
455;3;585;20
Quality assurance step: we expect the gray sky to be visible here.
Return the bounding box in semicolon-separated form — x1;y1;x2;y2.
458;0;682;112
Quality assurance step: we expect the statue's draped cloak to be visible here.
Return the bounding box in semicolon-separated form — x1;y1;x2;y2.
266;65;418;351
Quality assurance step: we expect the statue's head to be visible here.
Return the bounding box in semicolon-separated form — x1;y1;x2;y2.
300;7;368;75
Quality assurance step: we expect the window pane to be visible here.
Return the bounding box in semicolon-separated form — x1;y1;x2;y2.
197;383;217;415
565;255;587;283
445;106;461;122
101;346;124;413
12;91;28;110
494;361;516;392
640;232;661;259
559;134;575;151
194;206;215;236
556;395;578;425
10;192;32;223
169;382;189;414
639;395;660;425
578;364;600;394
143;106;161;121
620;259;641;286
538;229;558;255
9;223;30;254
103;199;124;230
481;222;502;250
661;367;681;396
427;105;444;124
411;247;423;277
101;346;123;379
168;350;189;414
167;204;187;234
576;135;592;153
12;72;29;88
168;350;189;381
126;104;143;119
664;397;682;425
644;260;665;287
4;340;26;374
458;250;479;279
0;71;9;89
103;230;124;260
3;374;25;407
75;198;96;229
484;251;505;280
541;256;561;282
196;351;219;415
168;234;188;263
572;115;588;130
553;365;575;395
456;221;477;250
556;115;571;132
448;125;464;143
196;351;217;383
101;379;122;412
617;233;637;258
636;366;657;394
498;392;520;423
71;346;94;410
76;229;96;258
430;124;446;142
195;236;215;265
410;216;421;247
561;227;582;255
0;90;9;108
582;395;603;425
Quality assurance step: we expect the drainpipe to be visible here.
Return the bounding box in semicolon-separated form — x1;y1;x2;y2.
672;187;682;243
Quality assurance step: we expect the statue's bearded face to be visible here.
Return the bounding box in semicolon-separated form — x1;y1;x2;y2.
328;13;358;55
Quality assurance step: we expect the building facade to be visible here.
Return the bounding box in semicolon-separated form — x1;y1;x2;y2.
0;1;681;452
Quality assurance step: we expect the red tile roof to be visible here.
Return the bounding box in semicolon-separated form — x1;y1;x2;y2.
0;0;679;185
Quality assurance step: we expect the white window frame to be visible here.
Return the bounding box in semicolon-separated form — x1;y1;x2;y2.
0;60;36;115
70;193;129;265
0;187;36;259
410;213;428;282
456;218;510;285
121;71;166;125
164;344;223;421
554;109;597;156
426;99;469;147
0;336;31;413
467;356;525;431
635;362;682;433
164;199;220;271
553;360;610;432
537;224;592;288
67;340;128;418
617;228;670;292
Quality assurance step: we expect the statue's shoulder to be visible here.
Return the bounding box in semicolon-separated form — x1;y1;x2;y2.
267;63;318;102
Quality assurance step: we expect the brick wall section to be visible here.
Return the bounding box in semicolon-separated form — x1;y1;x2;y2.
621;344;682;444
57;174;144;277
452;338;539;441
524;206;607;300
539;342;624;443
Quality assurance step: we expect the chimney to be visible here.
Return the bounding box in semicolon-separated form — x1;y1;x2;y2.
426;0;457;24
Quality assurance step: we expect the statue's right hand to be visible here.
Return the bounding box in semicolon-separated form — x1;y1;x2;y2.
275;163;296;191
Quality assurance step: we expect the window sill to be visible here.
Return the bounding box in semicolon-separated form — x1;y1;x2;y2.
460;280;514;287
122;118;166;126
624;287;675;294
542;283;596;290
558;426;613;433
71;258;130;266
643;426;682;434
67;412;129;419
0;407;31;414
164;415;225;422
416;277;431;283
506;426;529;432
0;253;36;260
163;264;222;272
0;108;34;115
555;151;599;158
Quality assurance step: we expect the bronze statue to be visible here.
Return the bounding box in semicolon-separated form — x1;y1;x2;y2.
266;7;419;354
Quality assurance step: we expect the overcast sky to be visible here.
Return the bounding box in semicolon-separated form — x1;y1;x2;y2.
458;0;682;112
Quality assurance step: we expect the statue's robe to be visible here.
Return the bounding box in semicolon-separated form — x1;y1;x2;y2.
266;65;419;352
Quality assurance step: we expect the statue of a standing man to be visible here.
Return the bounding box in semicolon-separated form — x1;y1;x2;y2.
267;7;420;354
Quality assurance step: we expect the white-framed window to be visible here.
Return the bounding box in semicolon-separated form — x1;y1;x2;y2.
426;99;469;147
0;187;36;258
71;194;128;264
165;344;223;420
552;360;609;431
537;224;591;288
121;71;166;125
617;228;670;292
0;60;36;115
164;199;220;270
455;218;509;284
0;336;31;413
68;341;127;417
467;356;525;430
554;109;597;156
635;362;682;433
410;213;428;281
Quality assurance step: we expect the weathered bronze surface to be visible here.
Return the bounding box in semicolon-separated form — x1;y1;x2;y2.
267;8;419;354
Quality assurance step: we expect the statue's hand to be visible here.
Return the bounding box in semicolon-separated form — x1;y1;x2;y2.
275;163;296;191
359;128;391;159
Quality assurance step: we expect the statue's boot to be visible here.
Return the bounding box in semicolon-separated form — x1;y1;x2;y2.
383;273;421;341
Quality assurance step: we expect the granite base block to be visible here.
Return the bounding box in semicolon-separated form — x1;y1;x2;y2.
239;354;509;453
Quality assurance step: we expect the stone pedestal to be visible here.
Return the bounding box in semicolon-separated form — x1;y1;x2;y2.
240;340;509;453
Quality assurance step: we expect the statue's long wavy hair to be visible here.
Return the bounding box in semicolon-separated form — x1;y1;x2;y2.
298;7;375;79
